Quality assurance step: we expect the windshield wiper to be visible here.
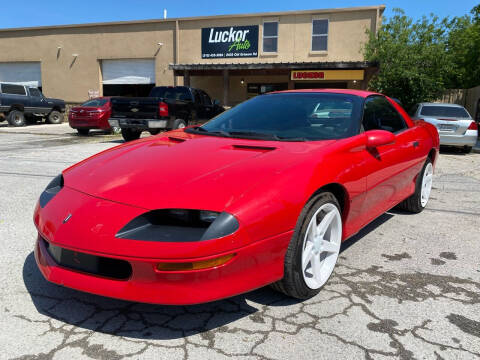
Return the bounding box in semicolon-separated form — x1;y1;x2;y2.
190;127;231;137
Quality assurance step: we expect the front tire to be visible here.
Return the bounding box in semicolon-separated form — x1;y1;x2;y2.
462;146;472;154
272;192;342;299
7;110;26;127
398;158;433;213
77;128;90;136
47;110;63;124
121;129;141;142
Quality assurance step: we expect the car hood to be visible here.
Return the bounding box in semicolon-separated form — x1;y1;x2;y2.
63;131;335;211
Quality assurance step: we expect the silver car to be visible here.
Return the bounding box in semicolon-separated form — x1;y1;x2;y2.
410;103;478;153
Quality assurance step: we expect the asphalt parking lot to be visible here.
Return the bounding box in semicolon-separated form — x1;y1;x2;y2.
0;125;479;360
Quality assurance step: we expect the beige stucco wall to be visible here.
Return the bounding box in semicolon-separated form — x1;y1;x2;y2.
0;6;382;103
0;22;176;102
178;9;377;64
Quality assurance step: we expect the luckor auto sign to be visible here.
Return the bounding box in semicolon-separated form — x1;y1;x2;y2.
202;25;259;59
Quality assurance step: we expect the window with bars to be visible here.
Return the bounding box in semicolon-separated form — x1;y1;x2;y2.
263;21;278;53
312;19;328;51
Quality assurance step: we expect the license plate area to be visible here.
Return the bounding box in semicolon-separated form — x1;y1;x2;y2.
43;238;132;280
437;124;457;132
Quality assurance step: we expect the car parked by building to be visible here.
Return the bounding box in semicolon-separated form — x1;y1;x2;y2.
0;83;65;127
410;103;478;153
109;86;224;141
68;97;117;135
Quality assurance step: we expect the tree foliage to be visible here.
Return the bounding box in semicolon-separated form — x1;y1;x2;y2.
445;6;480;89
364;9;452;110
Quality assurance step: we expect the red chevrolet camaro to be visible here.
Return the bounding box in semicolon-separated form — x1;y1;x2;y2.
34;89;439;305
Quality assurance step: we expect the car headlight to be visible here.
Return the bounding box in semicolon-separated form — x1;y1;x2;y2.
39;174;64;208
116;209;239;242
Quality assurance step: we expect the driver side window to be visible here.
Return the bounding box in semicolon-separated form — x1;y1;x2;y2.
363;96;407;133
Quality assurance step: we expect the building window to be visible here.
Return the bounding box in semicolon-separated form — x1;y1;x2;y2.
312;19;328;51
263;21;278;53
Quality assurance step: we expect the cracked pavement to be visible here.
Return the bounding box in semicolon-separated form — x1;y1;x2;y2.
0;130;479;359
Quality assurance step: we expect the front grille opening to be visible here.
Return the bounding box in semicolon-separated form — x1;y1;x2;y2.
42;238;132;280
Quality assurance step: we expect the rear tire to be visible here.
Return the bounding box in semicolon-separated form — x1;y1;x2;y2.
271;192;342;299
462;146;472;154
121;129;141;142
398;158;433;213
7;110;26;127
47;110;63;124
172;119;186;130
77;128;90;136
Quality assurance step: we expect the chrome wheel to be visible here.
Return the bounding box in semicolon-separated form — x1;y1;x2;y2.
301;203;342;289
420;162;433;207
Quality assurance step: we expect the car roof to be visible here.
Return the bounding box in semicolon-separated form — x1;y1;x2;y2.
419;102;465;108
270;89;382;98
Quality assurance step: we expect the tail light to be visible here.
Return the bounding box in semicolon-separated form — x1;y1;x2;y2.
468;121;478;130
159;101;169;117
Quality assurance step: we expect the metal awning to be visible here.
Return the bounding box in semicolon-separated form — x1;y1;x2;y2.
169;61;376;74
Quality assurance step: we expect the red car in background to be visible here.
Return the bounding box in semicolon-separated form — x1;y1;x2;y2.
68;97;115;135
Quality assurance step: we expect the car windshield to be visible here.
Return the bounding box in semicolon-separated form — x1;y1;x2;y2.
420;105;470;118
82;99;108;107
188;93;363;141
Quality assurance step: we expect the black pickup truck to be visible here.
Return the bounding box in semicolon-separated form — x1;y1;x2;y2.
0;83;65;127
109;86;224;141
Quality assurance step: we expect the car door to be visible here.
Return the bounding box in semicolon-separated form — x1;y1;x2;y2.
191;89;206;122
360;96;421;224
200;90;215;120
28;87;48;114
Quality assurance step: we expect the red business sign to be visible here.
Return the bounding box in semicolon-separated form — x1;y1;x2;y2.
291;71;325;79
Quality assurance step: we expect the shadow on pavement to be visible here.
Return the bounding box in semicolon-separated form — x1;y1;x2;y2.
22;212;393;339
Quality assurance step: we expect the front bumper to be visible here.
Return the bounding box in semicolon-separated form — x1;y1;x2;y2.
439;130;478;147
33;187;291;304
34;230;290;305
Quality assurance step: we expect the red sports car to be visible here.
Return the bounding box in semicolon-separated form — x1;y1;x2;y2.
68;97;114;135
34;89;439;305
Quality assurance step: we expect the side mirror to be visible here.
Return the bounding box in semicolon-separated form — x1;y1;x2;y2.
213;99;220;106
365;130;395;148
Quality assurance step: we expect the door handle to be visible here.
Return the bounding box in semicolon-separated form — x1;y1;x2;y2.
413;141;419;148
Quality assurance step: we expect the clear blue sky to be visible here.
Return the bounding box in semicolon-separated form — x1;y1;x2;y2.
0;0;478;29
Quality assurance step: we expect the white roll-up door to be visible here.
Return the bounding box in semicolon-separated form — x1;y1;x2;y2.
102;59;155;85
0;62;42;87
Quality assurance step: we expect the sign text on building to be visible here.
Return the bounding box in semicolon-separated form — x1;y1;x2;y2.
291;70;365;81
202;25;259;59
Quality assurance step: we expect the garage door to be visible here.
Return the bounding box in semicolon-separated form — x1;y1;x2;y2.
0;62;42;87
102;59;155;84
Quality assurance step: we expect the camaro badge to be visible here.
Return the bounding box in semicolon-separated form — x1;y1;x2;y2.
63;213;72;223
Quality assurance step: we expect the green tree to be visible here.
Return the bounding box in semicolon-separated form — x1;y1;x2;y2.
364;9;452;110
445;6;480;89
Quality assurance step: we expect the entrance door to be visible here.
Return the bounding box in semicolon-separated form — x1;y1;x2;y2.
102;59;155;97
360;96;421;225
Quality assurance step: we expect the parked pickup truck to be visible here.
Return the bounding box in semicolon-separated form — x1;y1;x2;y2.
109;86;224;141
0;83;65;127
